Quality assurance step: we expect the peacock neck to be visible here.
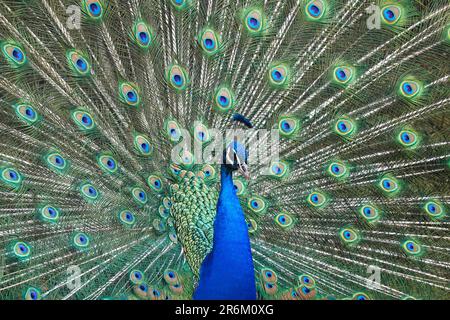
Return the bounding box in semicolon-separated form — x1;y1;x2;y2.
193;165;257;300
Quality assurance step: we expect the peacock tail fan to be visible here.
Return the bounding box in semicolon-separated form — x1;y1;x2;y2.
0;0;449;300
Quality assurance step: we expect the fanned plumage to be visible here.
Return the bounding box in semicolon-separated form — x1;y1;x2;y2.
0;0;449;300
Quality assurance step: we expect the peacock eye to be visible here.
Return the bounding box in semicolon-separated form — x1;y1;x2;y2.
378;175;400;195
40;205;60;223
352;293;370;300
80;183;99;201
334;116;356;138
82;0;104;20
424;200;445;219
199;28;220;55
72;110;95;131
194;122;211;143
130;270;144;284
119;210;136;226
334;66;354;85
402;239;422;255
15;104;39;124
98;154;118;173
167;65;189;91
398;78;422;99
339;227;360;244
275;213;294;229
269;64;289;87
381;5;402;25
245;9;264;33
13;241;31;259
133;21;153;48
305;0;326;20
247;196;267;214
24;287;41;301
72;232;90;250
46;152;68;171
119;82;140;107
148;175;163;193
398;129;419;148
2;43;27;66
307;191;327;208
214;86;235;112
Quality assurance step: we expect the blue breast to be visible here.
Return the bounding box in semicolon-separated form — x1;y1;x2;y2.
194;166;256;300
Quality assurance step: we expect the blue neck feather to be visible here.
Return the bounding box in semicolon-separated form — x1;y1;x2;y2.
194;165;257;300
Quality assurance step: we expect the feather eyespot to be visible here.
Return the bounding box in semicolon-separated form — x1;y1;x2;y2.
334;116;356;138
82;0;104;20
166;64;189;91
333;66;354;85
24;287;41;300
305;0;326;20
274;213;294;229
119;210;136;227
72;110;95;131
1;42;27;66
67;50;91;76
119;82;141;107
80;183;99;201
247;218;257;233
397;129;419;148
130;270;145;284
194;122;211;143
213;86;235;112
299;274;316;288
46;152;68;172
378;175;400;196
268;64;290;88
398;77;422;100
15;104;39;125
339;227;360;245
72;232;90;250
359;204;380;223
132;187;148;205
327;160;349;180
148;175;163;193
198;28;220;55
134;134;153;156
307;191;327;208
1;167;23;189
13;241;31;259
133;21;153;49
352;293;370;300
244;9;265;34
97;154;118;174
381;5;402;25
278;116;300;138
247;196;267;214
40;205;60;223
171;0;191;10
165;120;182;143
402;239;423;256
424;200;445;220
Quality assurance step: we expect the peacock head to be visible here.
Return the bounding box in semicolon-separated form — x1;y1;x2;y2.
223;138;250;179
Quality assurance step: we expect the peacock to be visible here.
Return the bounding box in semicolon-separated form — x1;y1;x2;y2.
0;0;449;301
